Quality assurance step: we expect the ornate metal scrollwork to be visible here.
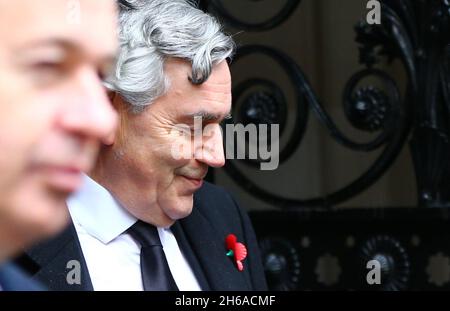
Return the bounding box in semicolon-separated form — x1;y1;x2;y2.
200;0;301;31
224;44;408;208
357;235;411;291
208;0;450;208
259;237;301;291
226;46;309;168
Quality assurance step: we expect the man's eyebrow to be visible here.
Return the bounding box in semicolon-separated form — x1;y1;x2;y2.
188;110;232;122
16;38;117;66
16;38;77;51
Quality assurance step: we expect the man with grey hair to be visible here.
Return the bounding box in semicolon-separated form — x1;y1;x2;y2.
19;0;267;291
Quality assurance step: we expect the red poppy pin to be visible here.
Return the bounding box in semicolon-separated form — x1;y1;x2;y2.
225;234;247;272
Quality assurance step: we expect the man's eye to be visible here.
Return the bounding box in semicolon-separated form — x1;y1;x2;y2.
30;61;65;85
97;69;106;81
33;61;63;72
172;125;191;136
97;66;108;82
98;62;115;82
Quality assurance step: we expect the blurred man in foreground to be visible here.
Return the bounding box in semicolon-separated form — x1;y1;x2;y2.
0;0;118;290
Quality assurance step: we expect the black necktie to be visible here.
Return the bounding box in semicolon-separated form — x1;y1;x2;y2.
128;220;179;291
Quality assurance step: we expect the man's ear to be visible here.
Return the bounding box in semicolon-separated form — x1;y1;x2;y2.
102;91;119;145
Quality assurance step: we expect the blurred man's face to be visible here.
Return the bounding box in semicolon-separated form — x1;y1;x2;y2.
0;0;118;259
103;58;231;228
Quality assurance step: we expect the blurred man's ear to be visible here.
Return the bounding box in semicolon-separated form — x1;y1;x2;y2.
102;91;119;145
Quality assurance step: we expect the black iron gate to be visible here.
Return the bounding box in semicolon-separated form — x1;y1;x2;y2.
200;0;450;290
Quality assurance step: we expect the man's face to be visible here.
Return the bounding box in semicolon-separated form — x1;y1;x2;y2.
0;0;118;255
110;58;231;227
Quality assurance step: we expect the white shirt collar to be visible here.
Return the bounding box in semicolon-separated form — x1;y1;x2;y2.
67;174;137;244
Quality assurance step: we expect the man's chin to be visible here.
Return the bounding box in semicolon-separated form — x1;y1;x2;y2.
14;192;70;241
164;195;194;222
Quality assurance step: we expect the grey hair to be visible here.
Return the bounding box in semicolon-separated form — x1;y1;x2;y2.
105;0;235;113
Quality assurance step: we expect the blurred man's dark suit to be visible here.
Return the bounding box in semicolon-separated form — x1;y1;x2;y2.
0;263;43;291
16;182;268;291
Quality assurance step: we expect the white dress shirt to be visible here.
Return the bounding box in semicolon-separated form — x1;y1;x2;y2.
67;174;201;291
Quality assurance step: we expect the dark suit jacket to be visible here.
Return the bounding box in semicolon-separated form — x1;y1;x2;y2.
0;262;44;291
16;182;268;291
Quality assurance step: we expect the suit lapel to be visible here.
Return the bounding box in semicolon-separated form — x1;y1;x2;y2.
177;198;251;291
26;222;93;291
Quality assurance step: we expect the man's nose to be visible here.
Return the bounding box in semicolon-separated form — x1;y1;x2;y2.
197;123;226;168
57;66;118;141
